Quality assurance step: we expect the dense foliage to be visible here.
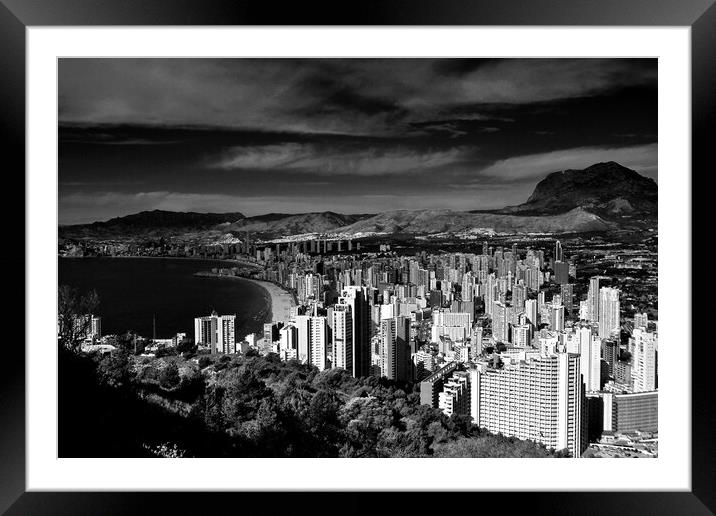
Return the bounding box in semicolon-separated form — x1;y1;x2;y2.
88;350;566;458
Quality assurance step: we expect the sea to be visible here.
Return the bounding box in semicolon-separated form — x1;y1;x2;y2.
58;257;270;339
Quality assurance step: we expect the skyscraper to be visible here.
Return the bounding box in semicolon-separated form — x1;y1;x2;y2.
471;353;587;457
577;326;602;392
295;315;328;371
217;314;236;354
332;304;353;371
512;324;531;347
587;276;604;322
512;283;526;311
194;311;235;353
339;286;371;377
525;299;538;329
560;283;574;312
278;324;298;361
554;261;569;285
438;370;471;417
379;316;412;382
554;240;563;262
195;313;218;351
598;287;621;339
492;301;511;343
631;328;657;392
549;303;565;332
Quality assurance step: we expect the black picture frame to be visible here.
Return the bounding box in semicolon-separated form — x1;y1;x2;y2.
2;1;711;514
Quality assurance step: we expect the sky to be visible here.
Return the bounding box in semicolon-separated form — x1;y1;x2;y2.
58;58;657;225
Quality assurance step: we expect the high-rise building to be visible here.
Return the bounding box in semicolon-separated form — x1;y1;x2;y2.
295;315;328;371
634;312;649;329
577;326;602;392
73;314;102;341
90;316;102;339
601;337;619;376
560;283;574;312
309;316;328;370
631;328;658;392
512;283;526;311
598;287;621;339
587;276;604;322
438;370;471;417
602;391;658;433
579;300;590;320
339;286;371;377
432;309;472;343
420;361;459;407
332;304;353;371
512;324;531;347
525;299;538;329
471;353;587;457
549;304;565;332
217;315;236;354
554;261;569;285
554;240;563;262
194;311;236;353
379;316;412;382
278;324;298;361
492;301;511;343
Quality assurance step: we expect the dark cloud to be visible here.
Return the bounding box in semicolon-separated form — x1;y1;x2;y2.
58;58;657;224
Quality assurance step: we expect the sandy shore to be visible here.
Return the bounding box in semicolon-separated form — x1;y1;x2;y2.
195;271;296;324
242;278;296;324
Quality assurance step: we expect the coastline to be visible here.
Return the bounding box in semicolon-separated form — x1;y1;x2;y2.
242;277;296;325
59;256;289;335
59;254;261;269
194;272;296;325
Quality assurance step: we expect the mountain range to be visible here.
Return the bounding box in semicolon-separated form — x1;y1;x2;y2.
59;161;657;241
499;161;657;219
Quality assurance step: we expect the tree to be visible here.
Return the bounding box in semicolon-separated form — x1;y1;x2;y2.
159;362;181;390
176;338;196;354
57;285;100;353
96;349;131;388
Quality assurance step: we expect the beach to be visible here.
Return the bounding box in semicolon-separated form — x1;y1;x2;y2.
194;271;296;325
243;278;296;324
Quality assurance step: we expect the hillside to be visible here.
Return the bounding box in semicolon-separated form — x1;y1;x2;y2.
58;161;656;242
500;161;657;219
333;207;612;236
226;211;372;236
60;209;246;240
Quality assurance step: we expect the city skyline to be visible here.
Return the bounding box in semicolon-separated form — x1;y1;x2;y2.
59;58;657;224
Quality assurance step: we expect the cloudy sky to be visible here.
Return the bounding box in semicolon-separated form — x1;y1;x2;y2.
58;58;657;224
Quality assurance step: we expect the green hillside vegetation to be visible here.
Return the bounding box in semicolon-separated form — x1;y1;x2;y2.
84;348;568;458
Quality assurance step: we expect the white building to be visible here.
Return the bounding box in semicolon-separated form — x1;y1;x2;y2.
295;315;328;371
577;325;602;392
631;328;657;392
470;352;587;457
194;312;236;354
431;309;472;343
332;304;353;371
598;287;621;339
439;370;470;416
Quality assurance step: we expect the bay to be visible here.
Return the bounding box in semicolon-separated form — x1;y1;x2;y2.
58;257;270;340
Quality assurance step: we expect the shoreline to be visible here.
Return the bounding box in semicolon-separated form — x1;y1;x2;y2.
195;272;296;325
60;255;289;333
59;254;261;269
243;277;296;325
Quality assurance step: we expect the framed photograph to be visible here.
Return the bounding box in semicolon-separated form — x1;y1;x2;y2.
4;0;712;513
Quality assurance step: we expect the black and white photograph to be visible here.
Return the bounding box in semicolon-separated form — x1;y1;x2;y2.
56;57;659;459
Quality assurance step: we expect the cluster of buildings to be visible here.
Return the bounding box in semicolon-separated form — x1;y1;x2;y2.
122;236;657;458
252;239;657;458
